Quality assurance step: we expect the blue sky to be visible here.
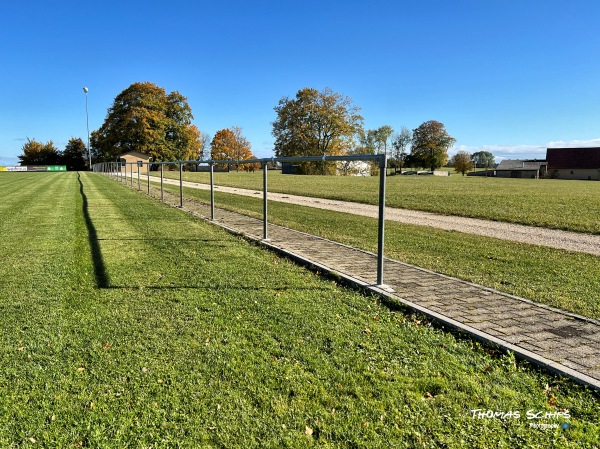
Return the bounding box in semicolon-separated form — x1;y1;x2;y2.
1;0;599;166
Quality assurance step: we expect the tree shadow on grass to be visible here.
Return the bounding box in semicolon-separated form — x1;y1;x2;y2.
104;285;331;291
78;173;110;288
78;174;332;292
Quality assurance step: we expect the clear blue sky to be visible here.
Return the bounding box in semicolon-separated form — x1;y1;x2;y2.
1;0;599;166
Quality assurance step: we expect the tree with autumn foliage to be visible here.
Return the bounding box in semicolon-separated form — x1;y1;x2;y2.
452;150;474;176
272;87;363;174
210;127;257;171
18;138;60;165
90;82;201;163
410;120;456;171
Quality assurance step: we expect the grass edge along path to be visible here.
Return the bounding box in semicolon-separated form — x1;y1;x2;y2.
150;181;600;321
0;172;598;448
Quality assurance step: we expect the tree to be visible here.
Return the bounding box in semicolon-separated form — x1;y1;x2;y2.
272;87;364;159
471;150;495;170
410;120;456;171
372;125;394;156
453;150;474;176
91;82;201;162
356;129;377;155
62;138;88;171
210;127;256;171
18;138;60;165
197;131;211;161
391;126;412;173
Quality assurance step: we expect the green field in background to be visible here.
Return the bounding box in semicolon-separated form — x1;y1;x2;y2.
159;169;600;234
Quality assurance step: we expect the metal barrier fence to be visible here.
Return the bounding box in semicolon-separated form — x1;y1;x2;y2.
93;155;388;286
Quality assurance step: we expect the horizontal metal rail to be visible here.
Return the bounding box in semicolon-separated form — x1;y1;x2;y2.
92;154;388;287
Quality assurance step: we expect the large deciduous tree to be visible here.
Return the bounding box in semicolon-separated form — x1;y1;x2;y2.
410;120;456;171
272;87;363;158
62;137;88;171
91;82;201;162
210;127;256;171
471;150;495;170
18;138;60;165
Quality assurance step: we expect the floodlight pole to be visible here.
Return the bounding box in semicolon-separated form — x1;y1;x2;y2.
83;87;91;170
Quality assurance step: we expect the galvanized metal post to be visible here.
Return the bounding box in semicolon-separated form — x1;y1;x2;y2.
160;164;164;201
179;162;183;207
130;163;133;187
137;164;141;191
210;163;215;220
147;162;150;194
263;161;268;240
377;154;387;286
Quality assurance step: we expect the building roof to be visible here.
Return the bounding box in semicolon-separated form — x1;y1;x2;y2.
496;159;547;171
116;150;150;160
546;147;600;169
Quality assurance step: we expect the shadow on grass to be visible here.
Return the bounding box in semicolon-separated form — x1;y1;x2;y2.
78;173;110;288
79;174;332;292
105;285;331;291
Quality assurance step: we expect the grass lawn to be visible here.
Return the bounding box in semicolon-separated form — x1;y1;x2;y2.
151;181;600;320
159;169;600;234
0;172;599;448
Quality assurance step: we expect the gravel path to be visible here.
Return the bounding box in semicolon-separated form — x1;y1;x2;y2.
153;177;600;257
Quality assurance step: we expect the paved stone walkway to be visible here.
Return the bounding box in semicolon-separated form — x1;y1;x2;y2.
146;183;600;390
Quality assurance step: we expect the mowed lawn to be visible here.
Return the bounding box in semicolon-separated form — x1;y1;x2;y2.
0;173;599;448
161;169;600;234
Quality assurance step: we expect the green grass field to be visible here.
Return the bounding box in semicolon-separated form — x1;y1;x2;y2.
160;169;600;234
1;172;599;448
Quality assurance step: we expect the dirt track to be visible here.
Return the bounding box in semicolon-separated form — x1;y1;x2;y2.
152;176;600;257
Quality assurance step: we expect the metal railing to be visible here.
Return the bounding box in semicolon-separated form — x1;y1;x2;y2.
93;154;388;286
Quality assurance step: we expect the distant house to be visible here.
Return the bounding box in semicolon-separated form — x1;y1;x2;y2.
116;151;151;175
495;159;547;179
546;147;600;180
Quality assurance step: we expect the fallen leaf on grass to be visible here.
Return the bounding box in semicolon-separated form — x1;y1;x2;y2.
364;327;372;335
305;426;313;436
76;367;85;372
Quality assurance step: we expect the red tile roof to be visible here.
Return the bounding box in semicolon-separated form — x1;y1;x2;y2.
547;147;600;169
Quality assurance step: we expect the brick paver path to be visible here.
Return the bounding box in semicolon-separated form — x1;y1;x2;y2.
146;183;600;390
